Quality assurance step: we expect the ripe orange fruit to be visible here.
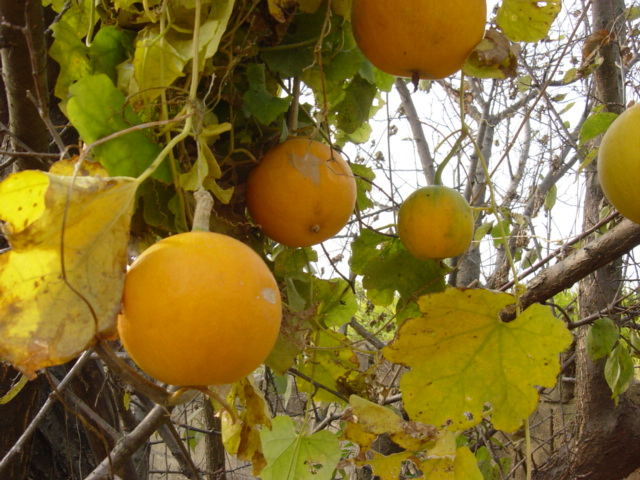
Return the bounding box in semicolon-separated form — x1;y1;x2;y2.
246;138;357;248
397;186;474;260
598;103;640;224
351;0;487;80
117;231;282;386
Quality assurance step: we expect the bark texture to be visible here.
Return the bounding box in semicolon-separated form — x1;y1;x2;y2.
0;0;50;169
533;1;640;479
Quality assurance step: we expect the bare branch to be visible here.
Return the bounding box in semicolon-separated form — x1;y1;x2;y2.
395;78;435;184
519;218;640;311
0;349;93;475
84;403;172;480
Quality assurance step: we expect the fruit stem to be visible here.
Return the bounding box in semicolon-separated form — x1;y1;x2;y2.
189;386;238;424
192;188;214;232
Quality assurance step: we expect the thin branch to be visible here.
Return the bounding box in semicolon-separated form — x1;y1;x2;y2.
348;317;385;350
0;349;94;475
500;211;619;291
288;368;349;403
84;403;172;480
395;78;435;184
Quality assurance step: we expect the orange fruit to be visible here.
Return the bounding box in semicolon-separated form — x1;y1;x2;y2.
397;185;474;260
246;138;357;248
598;103;640;224
351;0;487;79
117;231;282;386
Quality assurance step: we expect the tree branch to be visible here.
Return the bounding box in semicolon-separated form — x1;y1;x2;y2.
0;0;50;169
518;218;640;311
395;78;435;184
84;403;172;480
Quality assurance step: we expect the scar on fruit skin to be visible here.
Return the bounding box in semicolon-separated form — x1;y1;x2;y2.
261;288;278;304
288;151;321;186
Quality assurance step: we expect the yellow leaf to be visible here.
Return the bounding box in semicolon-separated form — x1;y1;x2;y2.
356;451;415;480
298;0;323;13
383;288;573;432
49;157;110;177
346;395;439;451
496;0;562;43
0;171;137;377
332;0;352;19
341;420;378;456
221;377;271;476
418;444;482;480
452;446;483;480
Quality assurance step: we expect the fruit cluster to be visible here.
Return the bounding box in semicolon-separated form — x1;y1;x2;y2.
118;1;489;387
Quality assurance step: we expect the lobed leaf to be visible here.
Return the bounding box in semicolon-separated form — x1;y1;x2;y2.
260;416;341;480
383;288;573;432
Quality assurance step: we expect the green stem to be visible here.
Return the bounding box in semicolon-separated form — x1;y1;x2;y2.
433;75;469;186
135;0;203;185
433;132;466;186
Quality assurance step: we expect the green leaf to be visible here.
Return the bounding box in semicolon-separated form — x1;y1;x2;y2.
0;374;28;405
274;247;318;281
366;288;396;307
576;148;599;176
579;112;618;145
323;27;365;83
604;344;635;405
243;64;291;126
626;6;640;20
65;74;172;181
586;318;619;362
298;329;360;402
629;330;640;358
260;416;341;480
49;21;92;99
562;68;578;84
261;8;325;77
50;21;132;100
166;0;235;64
350;229;390;275
350;163;375;211
361;240;447;304
132;26;187;106
520;248;538;270
131;0;234;105
383;288;573;432
491;218;511;248
474;221;494;242
333;76;378;134
497;0;562;43
314;278;358;328
544;184;557;211
90;26;136;83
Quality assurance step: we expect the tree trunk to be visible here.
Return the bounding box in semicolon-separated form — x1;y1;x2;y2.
0;1;53;475
533;1;640;478
0;0;50;169
0;367;42;480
